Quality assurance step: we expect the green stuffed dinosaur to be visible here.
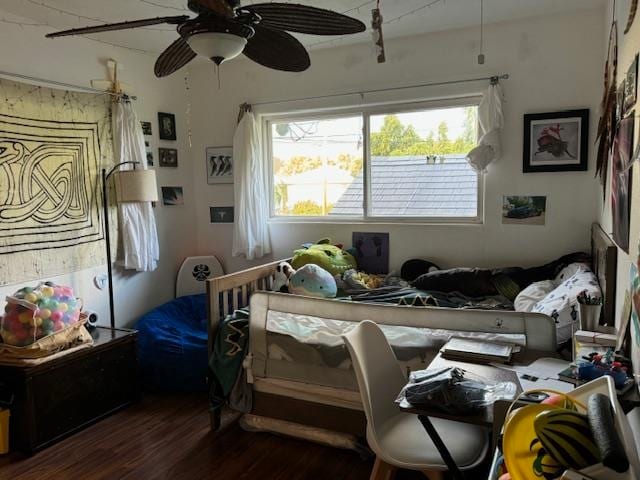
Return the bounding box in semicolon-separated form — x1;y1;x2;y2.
291;238;357;277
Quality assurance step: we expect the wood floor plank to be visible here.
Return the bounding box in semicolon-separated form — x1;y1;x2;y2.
0;393;399;480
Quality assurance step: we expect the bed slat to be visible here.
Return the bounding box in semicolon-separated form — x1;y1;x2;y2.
241;284;248;308
232;287;239;312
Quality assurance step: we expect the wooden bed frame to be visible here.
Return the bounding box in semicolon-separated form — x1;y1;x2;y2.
205;224;618;433
207;224;617;347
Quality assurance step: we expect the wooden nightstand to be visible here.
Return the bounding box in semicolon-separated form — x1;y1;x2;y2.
0;327;139;454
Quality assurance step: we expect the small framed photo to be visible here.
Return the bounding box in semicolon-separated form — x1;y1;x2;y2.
161;186;184;206
141;121;153;136
146;150;154;167
210;206;234;223
624;55;638;115
523;109;589;173
159;148;178;167
502;196;547;226
158;112;176;141
206;147;233;184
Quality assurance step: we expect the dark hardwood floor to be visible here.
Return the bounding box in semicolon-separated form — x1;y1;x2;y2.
0;393;425;480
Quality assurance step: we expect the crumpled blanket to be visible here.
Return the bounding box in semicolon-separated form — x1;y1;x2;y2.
344;286;513;310
209;308;252;416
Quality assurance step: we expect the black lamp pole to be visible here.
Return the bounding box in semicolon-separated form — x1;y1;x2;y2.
101;161;139;330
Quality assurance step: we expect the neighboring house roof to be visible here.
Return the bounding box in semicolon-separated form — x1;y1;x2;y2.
275;165;354;185
330;155;477;217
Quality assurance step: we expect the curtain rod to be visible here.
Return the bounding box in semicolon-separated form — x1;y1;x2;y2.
0;69;136;100
251;73;509;107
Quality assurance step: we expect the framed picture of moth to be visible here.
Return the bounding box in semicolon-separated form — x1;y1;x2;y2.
206;146;233;184
523;109;589;173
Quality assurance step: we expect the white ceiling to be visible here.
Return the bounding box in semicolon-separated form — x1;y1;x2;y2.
0;0;606;56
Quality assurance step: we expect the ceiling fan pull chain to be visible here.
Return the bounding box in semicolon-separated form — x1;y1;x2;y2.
478;0;485;65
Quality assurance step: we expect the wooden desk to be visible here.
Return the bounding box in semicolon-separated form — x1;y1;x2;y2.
397;354;522;480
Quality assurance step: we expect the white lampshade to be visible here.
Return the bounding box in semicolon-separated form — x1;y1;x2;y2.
187;32;247;64
114;169;158;203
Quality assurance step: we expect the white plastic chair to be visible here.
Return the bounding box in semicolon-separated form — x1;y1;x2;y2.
342;320;488;480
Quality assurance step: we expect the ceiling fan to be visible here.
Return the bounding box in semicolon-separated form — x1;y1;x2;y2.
45;0;366;77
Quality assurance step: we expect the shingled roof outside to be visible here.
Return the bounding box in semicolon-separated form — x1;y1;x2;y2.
330;155;478;217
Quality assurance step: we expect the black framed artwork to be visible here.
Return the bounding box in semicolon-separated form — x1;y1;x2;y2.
158;148;178;167
523;109;589;173
158;112;176;141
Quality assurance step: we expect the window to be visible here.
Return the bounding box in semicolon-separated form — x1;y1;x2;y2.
268;100;480;222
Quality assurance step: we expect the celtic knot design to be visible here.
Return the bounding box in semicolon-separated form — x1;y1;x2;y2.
0;140;89;225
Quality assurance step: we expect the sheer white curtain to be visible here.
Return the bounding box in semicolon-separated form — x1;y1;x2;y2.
112;100;159;271
466;83;504;173
232;110;272;260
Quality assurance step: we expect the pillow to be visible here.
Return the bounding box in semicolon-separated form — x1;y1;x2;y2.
532;265;601;343
554;262;589;285
514;280;556;312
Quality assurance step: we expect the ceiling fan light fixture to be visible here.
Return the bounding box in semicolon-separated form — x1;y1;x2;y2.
187;32;247;65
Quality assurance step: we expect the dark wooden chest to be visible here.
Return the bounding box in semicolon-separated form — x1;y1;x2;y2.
0;327;139;454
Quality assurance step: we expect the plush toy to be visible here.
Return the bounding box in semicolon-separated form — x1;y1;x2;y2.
291;238;357;277
288;264;337;298
272;262;295;293
343;269;384;290
400;259;441;282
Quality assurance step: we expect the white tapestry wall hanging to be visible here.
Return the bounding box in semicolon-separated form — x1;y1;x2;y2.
0;78;113;286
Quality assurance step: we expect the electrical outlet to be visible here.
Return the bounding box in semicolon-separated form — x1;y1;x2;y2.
94;274;108;290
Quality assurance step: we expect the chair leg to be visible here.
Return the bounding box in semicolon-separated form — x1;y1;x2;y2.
422;470;444;480
370;457;397;480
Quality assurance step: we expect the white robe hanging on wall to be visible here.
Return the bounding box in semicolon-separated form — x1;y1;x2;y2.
112;101;159;272
466;83;504;173
232;111;272;260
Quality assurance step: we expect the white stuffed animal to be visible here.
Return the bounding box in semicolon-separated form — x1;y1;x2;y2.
272;262;295;293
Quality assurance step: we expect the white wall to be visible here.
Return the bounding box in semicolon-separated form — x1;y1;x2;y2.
0;12;197;328
190;8;604;274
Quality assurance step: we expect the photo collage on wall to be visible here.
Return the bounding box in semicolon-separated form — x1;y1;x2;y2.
142;111;183;207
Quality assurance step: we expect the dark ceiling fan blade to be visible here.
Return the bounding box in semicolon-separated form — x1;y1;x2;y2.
45;15;190;38
243;25;310;72
154;37;197;77
245;3;366;35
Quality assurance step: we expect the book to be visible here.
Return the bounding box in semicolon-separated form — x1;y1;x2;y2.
441;337;514;364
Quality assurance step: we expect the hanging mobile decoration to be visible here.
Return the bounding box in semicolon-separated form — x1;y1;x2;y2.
184;71;192;148
478;0;485;65
625;0;638;34
371;0;386;64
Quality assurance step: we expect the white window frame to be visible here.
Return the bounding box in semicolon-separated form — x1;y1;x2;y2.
265;96;484;224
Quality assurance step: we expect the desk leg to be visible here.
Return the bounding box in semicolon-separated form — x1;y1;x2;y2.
417;415;464;480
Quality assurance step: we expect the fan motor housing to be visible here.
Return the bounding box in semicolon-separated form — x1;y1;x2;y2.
187;0;240;15
179;18;255;41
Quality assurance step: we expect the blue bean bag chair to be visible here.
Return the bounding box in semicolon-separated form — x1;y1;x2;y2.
135;294;208;392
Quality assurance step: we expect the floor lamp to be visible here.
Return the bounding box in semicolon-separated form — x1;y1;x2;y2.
101;162;158;329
